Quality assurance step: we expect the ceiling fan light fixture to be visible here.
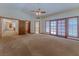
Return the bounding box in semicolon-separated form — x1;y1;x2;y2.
32;8;46;16
36;12;41;16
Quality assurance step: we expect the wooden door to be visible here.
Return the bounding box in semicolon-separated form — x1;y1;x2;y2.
19;20;26;35
26;21;30;33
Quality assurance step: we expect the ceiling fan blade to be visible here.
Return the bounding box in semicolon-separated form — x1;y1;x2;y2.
41;11;46;13
31;8;46;14
32;10;35;12
32;10;39;12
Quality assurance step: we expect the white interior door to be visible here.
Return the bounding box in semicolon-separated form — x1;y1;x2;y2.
35;21;40;34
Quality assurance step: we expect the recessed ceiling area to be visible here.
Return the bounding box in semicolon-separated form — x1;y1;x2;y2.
0;3;79;18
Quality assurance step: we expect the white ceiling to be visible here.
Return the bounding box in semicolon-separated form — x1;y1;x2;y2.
0;3;79;17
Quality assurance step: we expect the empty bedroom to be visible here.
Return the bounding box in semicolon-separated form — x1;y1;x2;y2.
0;3;79;56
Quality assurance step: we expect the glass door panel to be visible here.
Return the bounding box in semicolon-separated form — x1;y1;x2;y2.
68;18;78;37
58;20;65;36
50;21;56;35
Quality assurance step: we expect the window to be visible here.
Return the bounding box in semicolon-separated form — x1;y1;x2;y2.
58;20;65;36
50;21;56;35
46;21;50;33
68;18;78;37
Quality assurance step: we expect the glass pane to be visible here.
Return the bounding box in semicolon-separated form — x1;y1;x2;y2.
68;18;78;37
51;21;56;35
58;20;65;36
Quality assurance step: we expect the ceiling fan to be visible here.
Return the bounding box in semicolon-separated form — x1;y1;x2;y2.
32;8;46;16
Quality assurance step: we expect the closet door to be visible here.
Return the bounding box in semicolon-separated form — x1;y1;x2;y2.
19;20;26;35
26;21;30;33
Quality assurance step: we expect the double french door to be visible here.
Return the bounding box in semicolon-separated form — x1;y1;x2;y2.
45;16;79;39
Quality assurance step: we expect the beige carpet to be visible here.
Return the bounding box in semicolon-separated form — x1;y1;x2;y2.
0;34;79;56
